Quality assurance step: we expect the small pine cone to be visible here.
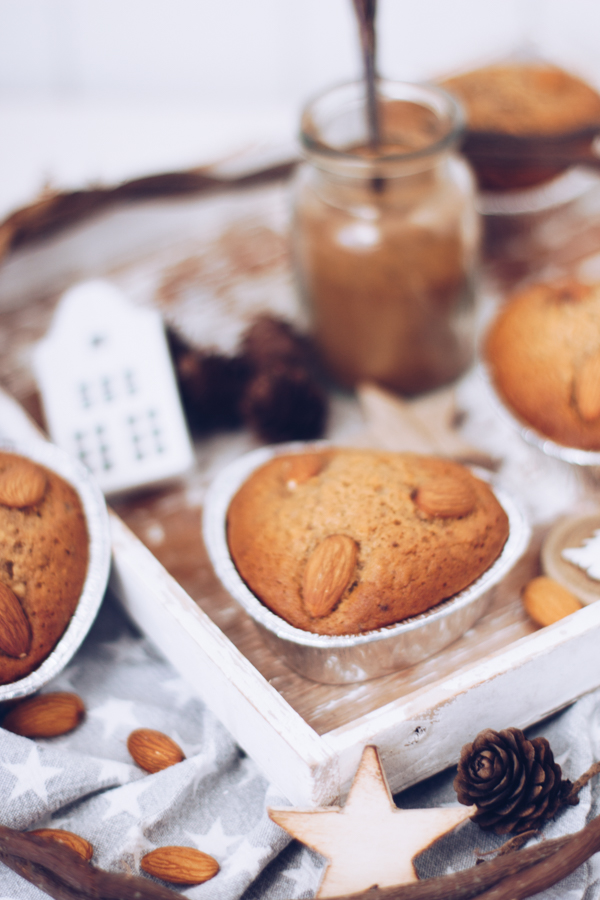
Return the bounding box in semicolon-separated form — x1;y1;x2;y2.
241;365;328;443
240;315;314;371
167;328;250;432
454;727;572;835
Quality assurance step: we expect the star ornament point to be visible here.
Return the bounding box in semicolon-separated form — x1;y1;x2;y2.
268;746;474;898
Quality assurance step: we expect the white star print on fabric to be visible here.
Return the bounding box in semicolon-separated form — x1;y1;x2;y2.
161;676;199;709
233;756;263;791
281;850;324;895
186;736;220;796
96;758;139;785
99;634;150;665
89;698;140;739
3;746;63;806
100;776;150;821
120;822;156;868
228;838;273;879
49;663;83;693
169;729;204;759
185;818;241;858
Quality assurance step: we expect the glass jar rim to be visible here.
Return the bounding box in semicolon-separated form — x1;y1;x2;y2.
299;79;465;170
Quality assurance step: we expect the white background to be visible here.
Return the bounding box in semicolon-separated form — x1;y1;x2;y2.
2;0;600;216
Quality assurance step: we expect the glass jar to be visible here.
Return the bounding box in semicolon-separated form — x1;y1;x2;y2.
292;79;480;395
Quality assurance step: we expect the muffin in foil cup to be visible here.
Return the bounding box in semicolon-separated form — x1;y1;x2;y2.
480;364;600;467
203;442;530;684
0;439;111;702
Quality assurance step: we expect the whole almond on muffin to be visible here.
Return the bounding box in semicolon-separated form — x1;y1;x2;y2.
302;534;358;618
0;582;32;658
574;353;600;422
414;477;476;518
0;459;47;508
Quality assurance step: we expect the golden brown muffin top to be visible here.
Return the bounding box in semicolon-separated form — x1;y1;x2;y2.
485;280;600;450
227;449;509;635
0;453;89;684
441;63;600;136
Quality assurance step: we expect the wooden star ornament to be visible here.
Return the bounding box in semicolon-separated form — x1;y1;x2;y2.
268;746;475;898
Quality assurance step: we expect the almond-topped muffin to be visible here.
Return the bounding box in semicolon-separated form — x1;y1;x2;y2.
485;280;600;450
440;63;600;189
442;63;600;138
0;452;89;684
227;449;509;636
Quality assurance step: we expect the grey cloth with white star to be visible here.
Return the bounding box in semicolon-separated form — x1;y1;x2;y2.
1;592;600;900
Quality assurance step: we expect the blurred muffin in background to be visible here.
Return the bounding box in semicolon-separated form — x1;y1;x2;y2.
440;63;600;190
485;279;600;450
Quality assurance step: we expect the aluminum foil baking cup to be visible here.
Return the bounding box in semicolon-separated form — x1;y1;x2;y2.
0;439;111;701
203;443;530;684
480;364;600;467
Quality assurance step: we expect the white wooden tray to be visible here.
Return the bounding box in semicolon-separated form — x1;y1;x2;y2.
3;163;600;808
3;384;600;808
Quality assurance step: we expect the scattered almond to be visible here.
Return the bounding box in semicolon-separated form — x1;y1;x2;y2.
574;353;600;422
2;691;85;737
141;846;220;884
303;534;358;618
127;728;185;773
522;576;583;627
282;453;326;489
0;582;32;658
0;460;47;508
414;477;476;518
29;828;94;861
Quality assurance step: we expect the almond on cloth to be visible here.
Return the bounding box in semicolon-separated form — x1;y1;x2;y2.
141;846;220;884
29;828;94;861
522;576;583;627
1;692;85;737
127;728;185;773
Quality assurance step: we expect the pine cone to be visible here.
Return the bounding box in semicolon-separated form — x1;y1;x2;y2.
240;316;314;371
167;328;250;432
454;727;572;835
241;365;328;443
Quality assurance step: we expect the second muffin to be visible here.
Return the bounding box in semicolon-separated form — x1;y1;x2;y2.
485;280;600;450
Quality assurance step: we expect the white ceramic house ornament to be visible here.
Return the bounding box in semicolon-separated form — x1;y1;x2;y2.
33;280;194;495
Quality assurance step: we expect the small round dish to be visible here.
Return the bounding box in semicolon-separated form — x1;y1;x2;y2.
542;512;600;605
0;439;111;701
480;364;600;467
203;442;530;684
